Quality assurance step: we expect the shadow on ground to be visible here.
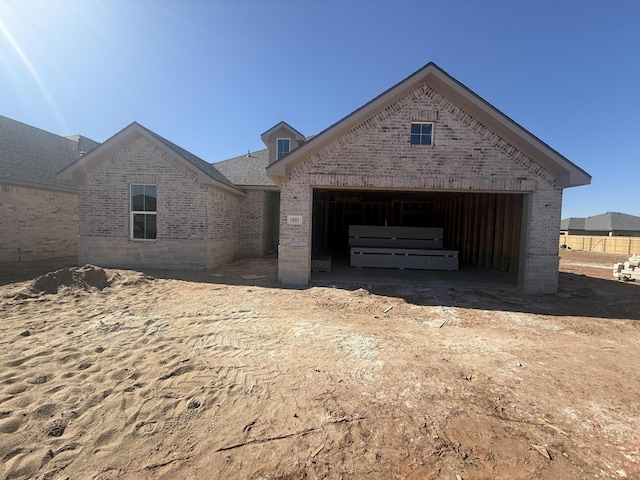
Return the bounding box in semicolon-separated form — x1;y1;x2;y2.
0;257;77;286
2;255;638;321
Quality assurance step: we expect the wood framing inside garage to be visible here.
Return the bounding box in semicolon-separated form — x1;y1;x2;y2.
312;188;525;276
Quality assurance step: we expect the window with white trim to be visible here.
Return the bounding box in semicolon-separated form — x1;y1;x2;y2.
276;138;290;160
130;184;157;240
410;122;434;145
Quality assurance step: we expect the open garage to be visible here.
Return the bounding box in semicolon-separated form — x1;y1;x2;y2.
310;188;525;287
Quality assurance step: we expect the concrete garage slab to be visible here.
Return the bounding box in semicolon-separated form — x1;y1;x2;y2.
310;254;517;290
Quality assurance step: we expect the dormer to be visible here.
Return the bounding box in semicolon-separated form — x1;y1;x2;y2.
261;121;305;165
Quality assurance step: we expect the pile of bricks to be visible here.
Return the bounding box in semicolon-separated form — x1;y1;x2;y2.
613;254;640;282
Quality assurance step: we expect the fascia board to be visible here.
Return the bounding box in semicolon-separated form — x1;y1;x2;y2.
236;185;280;191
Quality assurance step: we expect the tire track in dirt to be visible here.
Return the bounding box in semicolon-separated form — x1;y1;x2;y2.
2;279;300;478
292;321;384;386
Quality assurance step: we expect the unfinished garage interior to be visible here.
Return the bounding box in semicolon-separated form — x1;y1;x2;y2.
311;188;524;286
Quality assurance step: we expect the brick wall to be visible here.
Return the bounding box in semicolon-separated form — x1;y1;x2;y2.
78;136;240;270
263;191;280;254
236;190;280;257
206;187;240;268
238;190;265;257
277;81;563;293
0;184;78;263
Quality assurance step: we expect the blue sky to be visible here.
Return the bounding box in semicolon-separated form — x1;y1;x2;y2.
1;0;638;218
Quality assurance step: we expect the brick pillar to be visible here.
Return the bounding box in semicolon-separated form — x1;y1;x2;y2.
277;182;311;285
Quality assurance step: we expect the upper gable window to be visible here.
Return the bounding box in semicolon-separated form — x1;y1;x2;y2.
276;138;290;160
131;184;157;240
410;122;433;146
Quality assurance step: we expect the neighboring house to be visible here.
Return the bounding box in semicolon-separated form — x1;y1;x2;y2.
0;115;98;263
561;212;640;237
57;62;591;293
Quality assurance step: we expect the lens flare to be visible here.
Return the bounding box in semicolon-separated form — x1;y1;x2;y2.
0;14;68;132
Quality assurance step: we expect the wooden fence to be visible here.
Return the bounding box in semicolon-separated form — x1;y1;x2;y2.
560;235;640;255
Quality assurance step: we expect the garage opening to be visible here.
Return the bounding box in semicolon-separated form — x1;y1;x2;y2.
311;188;524;287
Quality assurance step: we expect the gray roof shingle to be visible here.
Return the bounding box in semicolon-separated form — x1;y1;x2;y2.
214;149;276;187
560;217;586;230
561;212;640;233
0;115;97;192
586;212;640;232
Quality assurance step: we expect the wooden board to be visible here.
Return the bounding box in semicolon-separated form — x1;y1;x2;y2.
348;225;443;240
348;237;443;249
351;249;459;270
351;247;458;256
348;225;458;270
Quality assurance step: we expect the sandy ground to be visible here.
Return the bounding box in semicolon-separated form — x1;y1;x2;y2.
0;250;639;480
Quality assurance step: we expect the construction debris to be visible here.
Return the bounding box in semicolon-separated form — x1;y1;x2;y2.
613;254;640;282
530;444;552;460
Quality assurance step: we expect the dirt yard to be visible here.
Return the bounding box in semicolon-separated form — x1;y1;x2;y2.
0;250;639;479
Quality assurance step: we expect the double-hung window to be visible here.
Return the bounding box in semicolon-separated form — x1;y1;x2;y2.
410;122;434;145
131;184;157;240
276;138;290;160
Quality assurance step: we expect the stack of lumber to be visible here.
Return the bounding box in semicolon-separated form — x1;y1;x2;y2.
613;254;640;282
348;225;459;271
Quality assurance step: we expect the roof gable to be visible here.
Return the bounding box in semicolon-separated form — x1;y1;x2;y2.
260;121;305;144
58;122;243;195
266;63;591;189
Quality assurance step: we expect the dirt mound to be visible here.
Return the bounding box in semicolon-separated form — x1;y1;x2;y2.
29;265;110;295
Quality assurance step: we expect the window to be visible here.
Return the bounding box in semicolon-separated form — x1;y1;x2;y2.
130;184;157;240
276;138;290;160
410;122;433;145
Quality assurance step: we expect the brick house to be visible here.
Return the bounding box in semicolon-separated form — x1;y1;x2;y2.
57;62;590;292
0;115;98;263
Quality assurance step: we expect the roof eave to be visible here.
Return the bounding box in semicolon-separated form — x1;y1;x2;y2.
557;169;592;189
0;176;78;194
235;184;280;191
